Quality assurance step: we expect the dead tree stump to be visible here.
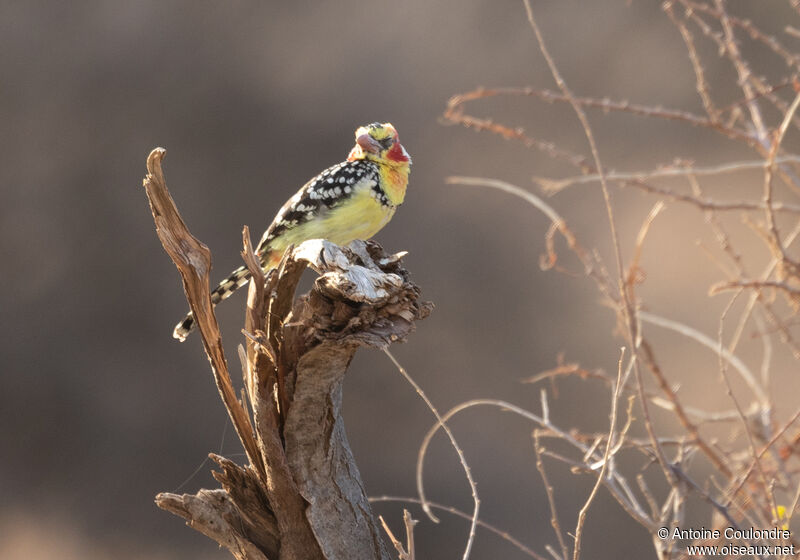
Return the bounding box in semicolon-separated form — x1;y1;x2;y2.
142;148;432;560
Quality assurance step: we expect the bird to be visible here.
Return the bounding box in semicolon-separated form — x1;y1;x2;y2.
173;122;412;341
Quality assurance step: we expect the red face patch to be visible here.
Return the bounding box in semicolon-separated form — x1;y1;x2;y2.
386;141;410;163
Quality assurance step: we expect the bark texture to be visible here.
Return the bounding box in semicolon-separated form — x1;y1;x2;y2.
142;148;431;560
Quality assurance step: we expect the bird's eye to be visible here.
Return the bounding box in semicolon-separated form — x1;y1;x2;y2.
378;137;394;149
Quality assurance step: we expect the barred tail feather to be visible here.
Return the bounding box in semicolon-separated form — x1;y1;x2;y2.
172;250;277;341
173;313;196;341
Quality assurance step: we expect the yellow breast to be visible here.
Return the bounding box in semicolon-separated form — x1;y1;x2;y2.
379;166;409;206
269;184;395;252
319;187;396;244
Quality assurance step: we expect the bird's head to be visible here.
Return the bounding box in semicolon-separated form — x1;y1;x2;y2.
347;122;411;166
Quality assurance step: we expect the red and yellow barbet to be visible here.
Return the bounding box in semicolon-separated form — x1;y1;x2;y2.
173;122;412;340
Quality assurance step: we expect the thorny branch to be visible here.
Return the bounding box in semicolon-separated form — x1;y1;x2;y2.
432;1;800;559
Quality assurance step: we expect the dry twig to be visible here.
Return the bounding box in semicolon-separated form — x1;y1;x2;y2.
438;1;800;557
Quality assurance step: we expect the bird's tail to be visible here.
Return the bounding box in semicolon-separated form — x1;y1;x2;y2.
173;249;278;341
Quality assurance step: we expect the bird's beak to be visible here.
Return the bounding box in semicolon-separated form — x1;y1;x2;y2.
356;133;382;154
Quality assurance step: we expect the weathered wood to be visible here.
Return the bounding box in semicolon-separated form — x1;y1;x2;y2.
143;148;431;560
155;489;274;560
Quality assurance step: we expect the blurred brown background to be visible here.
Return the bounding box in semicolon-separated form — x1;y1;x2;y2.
2;1;798;558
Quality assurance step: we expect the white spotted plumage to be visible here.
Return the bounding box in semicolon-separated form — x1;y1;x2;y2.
173;122;411;341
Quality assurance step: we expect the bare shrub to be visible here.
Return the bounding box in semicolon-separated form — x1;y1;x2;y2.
403;1;800;558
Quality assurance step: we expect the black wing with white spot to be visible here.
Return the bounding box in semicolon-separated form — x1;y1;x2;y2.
256;160;379;252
